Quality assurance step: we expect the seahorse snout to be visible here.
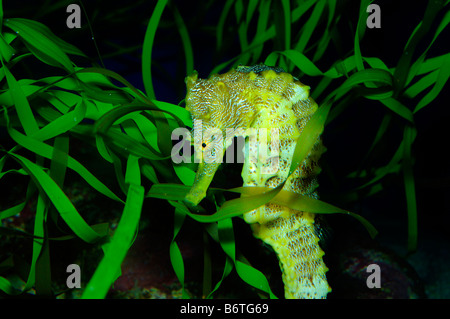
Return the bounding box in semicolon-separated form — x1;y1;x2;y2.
185;161;221;205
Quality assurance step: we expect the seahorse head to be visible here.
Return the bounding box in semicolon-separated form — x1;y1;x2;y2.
183;65;313;205
184;70;256;205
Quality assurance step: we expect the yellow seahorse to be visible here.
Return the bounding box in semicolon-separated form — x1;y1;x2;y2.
184;65;331;299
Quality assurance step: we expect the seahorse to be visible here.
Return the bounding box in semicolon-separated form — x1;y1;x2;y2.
183;65;331;299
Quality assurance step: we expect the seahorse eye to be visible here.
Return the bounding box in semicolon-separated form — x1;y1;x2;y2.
202;142;207;148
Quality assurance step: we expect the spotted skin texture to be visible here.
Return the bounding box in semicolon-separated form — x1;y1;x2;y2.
184;65;331;299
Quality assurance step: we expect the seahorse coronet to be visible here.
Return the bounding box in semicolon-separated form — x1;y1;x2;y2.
184;65;331;298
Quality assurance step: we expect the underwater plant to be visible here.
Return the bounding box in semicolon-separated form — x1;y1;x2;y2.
0;0;448;299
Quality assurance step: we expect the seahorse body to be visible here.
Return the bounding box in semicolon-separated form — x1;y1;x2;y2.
184;65;331;299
